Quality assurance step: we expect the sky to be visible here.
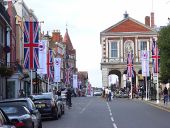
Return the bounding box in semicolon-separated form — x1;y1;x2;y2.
24;0;170;88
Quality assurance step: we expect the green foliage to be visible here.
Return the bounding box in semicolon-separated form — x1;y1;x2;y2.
158;25;170;83
0;66;13;77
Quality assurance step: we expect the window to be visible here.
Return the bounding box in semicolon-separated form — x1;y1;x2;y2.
111;41;118;58
0;24;3;44
140;41;147;50
0;24;4;59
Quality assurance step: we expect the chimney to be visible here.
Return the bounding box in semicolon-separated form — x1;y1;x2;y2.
145;16;150;27
151;12;155;28
52;30;61;42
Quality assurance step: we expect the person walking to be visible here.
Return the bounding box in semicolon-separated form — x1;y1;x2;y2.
66;88;72;108
140;86;144;100
105;87;109;101
163;86;168;105
168;87;170;102
108;89;112;101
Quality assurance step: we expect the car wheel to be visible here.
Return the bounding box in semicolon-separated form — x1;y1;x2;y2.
62;106;65;114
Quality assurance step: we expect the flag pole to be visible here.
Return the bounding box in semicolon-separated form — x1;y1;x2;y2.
30;70;33;95
156;46;159;103
130;77;133;99
145;76;148;100
48;78;49;92
145;52;148;100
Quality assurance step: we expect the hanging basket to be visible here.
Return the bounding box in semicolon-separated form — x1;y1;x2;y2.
0;66;14;77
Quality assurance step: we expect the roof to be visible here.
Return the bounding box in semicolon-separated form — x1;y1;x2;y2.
63;29;73;51
101;16;157;34
78;71;88;79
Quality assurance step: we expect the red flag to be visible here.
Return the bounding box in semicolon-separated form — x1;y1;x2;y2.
152;38;160;73
47;50;54;81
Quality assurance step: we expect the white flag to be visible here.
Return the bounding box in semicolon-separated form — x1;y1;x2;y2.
37;40;48;74
141;50;149;76
73;74;77;88
54;58;61;82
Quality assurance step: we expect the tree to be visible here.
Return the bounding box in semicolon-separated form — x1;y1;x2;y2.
157;25;170;84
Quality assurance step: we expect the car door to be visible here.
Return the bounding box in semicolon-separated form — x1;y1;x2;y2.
0;109;15;128
28;99;41;128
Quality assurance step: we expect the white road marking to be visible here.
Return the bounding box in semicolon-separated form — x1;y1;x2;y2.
107;102;118;128
111;117;114;122
80;100;92;114
113;123;118;128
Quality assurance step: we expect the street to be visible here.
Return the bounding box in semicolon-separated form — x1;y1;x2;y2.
42;97;170;128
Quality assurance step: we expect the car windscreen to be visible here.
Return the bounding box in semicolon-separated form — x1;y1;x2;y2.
32;94;52;100
0;101;28;108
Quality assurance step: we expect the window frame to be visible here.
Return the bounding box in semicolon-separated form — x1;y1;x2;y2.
109;40;119;58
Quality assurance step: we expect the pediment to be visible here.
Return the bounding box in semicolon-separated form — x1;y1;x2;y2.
102;17;155;33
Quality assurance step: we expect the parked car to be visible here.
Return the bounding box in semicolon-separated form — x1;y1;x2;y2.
30;93;61;120
0;98;42;128
0;108;16;128
0;105;33;128
54;94;65;115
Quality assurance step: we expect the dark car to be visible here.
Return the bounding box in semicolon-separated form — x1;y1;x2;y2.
0;105;33;128
30;93;60;120
0;108;16;128
0;98;42;128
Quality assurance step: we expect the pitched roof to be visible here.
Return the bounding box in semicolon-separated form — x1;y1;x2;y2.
63;29;73;51
101;17;156;33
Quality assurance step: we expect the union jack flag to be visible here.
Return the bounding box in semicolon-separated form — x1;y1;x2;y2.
47;50;54;81
24;21;39;69
127;53;134;77
65;66;72;85
152;38;160;73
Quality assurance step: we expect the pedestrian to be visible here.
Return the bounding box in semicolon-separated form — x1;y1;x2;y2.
102;89;105;98
168;87;170;102
163;86;168;105
108;89;112;101
141;86;144;100
19;89;25;98
66;88;72;108
105;87;109;101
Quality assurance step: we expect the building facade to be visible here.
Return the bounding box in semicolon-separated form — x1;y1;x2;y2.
100;12;158;89
0;1;11;100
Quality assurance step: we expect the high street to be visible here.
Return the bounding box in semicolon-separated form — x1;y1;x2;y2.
42;97;170;128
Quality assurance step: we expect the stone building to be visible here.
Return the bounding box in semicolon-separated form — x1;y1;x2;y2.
100;12;158;89
0;1;11;100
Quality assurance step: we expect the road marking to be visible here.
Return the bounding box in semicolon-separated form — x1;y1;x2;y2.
111;117;114;122
80;100;92;114
113;123;118;128
107;102;118;128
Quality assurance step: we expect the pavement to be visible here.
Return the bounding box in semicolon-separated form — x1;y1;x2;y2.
136;98;170;112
